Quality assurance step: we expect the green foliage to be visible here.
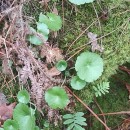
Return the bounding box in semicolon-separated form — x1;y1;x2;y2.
13;103;36;130
39;12;62;31
63;112;87;130
70;76;87;90
28;35;43;45
56;60;67;71
36;22;49;40
3;119;19;130
17;90;30;104
45;86;69;109
93;82;110;97
3;90;37;130
75;52;103;83
28;12;62;45
68;0;94;5
28;21;49;45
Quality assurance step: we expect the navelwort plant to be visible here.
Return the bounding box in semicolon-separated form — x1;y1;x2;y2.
75;52;103;83
63;112;87;130
45;86;69;109
70;76;87;90
70;51;104;90
44;51;105;109
3;90;40;130
28;12;62;45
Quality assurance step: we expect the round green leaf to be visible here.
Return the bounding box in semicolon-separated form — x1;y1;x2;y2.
70;76;86;90
39;13;62;31
45;86;69;109
37;22;49;36
3;119;19;130
17;90;30;104
69;0;94;5
75;52;103;82
13;103;35;130
56;60;67;71
28;35;43;45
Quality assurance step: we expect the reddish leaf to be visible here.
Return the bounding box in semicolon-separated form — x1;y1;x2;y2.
125;83;130;94
87;32;104;52
47;67;61;77
0;92;8;105
0;102;16;124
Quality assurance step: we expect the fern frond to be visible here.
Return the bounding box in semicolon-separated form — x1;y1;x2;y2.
63;112;87;130
93;82;110;97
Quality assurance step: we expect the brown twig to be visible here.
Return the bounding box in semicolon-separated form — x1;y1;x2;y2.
94;98;107;129
90;111;130;117
66;87;110;130
119;66;130;75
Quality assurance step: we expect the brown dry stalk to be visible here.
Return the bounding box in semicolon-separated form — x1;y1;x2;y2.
94;98;107;128
90;111;130;117
119;66;130;74
66;87;110;130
